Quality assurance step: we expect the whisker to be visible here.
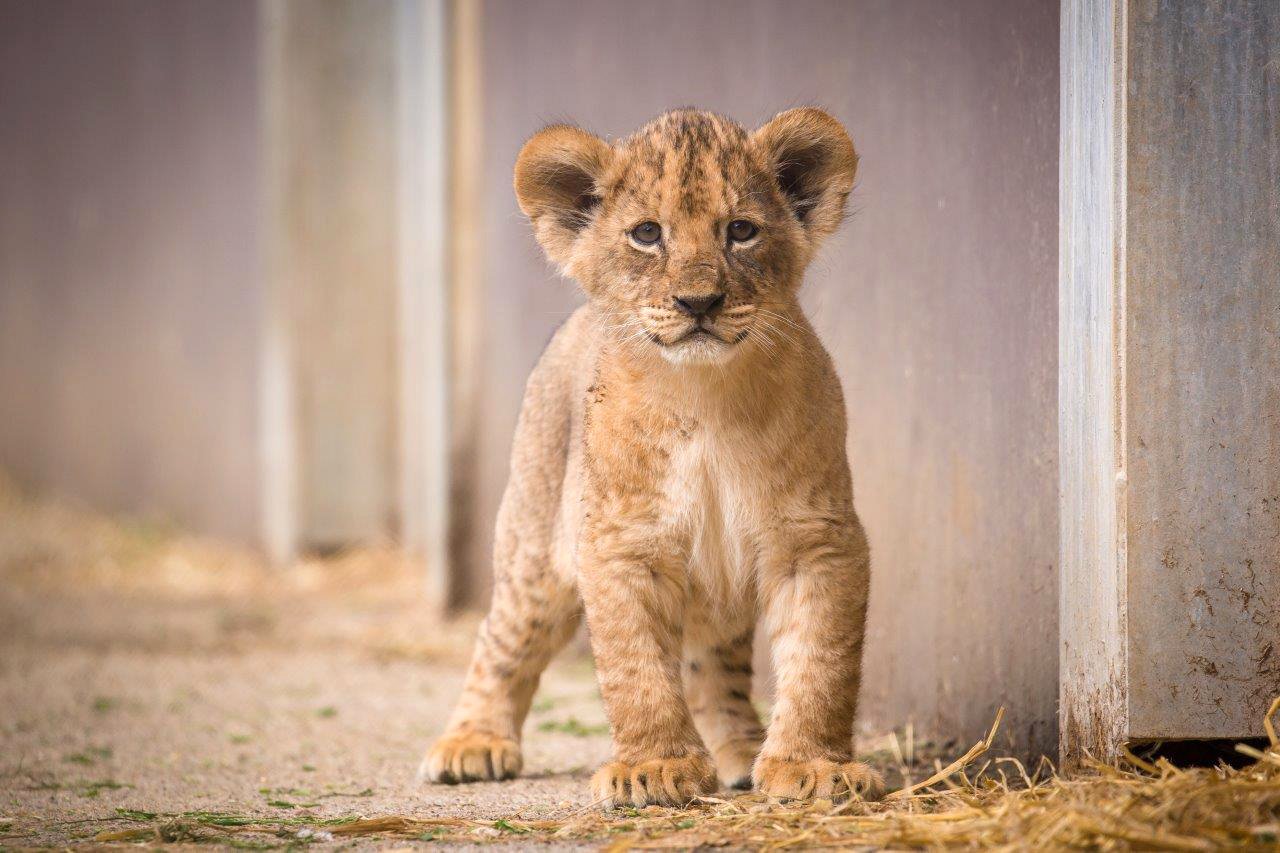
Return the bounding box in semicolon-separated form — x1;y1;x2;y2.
755;308;808;336
750;320;781;358
753;317;794;352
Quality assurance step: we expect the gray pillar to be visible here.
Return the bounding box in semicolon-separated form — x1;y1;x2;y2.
260;0;453;587
261;0;401;554
395;0;453;607
1060;0;1280;763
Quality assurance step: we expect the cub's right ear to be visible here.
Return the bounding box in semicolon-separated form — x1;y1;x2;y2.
513;124;613;268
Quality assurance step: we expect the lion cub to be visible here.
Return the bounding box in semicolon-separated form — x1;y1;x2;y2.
423;108;882;808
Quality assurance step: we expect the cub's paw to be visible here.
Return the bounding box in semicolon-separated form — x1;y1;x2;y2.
753;757;885;802
420;730;522;784
590;754;717;809
713;739;762;790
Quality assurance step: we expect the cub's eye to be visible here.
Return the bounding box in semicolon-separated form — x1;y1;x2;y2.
728;219;759;242
630;221;662;245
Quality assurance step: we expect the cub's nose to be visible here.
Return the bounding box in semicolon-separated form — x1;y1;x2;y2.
673;293;725;319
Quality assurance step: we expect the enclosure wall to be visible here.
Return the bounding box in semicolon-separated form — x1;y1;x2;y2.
460;0;1061;758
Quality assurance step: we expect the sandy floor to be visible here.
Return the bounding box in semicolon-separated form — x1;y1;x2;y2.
0;482;622;848
6;483;1276;850
0;482;923;849
0;600;613;846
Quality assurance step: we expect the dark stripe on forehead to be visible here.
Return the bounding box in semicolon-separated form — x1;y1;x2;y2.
678;148;703;214
617;109;754;215
631;109;745;141
679;114;722;214
647;144;665;180
719;156;733;205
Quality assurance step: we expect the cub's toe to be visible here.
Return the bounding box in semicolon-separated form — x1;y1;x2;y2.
420;730;522;784
589;761;632;810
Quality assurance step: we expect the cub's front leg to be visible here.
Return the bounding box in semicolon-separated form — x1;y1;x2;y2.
754;513;885;802
578;524;716;808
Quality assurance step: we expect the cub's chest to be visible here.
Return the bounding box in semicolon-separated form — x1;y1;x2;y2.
661;432;770;586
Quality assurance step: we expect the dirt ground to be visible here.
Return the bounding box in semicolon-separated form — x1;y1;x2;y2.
0;492;604;848
0;595;609;846
10;482;1275;849
0;480;927;849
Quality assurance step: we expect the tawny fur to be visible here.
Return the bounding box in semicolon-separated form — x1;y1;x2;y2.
422;108;883;808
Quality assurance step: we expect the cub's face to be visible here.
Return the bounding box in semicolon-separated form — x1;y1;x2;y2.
515;109;857;366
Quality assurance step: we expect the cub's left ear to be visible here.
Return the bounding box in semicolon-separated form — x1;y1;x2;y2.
752;108;857;246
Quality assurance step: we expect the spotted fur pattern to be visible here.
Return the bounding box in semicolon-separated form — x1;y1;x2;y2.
422;108;883;808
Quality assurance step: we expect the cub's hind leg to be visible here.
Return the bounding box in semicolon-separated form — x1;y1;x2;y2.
421;313;587;784
685;623;766;790
422;558;579;783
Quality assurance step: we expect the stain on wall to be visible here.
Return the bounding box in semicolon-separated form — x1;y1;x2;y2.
1125;0;1280;740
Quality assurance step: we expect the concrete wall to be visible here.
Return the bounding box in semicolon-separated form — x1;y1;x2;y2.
466;0;1060;757
1061;0;1280;760
1124;0;1280;742
0;0;265;540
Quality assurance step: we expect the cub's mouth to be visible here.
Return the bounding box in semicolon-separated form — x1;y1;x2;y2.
650;322;750;365
634;303;757;364
673;326;733;344
651;323;742;347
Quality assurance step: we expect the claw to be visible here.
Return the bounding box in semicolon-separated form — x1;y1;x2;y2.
422;730;522;784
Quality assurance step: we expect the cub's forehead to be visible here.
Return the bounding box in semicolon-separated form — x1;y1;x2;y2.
603;111;771;217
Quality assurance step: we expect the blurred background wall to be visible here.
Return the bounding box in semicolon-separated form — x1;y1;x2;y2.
0;0;450;575
460;0;1060;757
0;0;1269;763
10;0;1273;764
0;0;1059;757
0;0;266;541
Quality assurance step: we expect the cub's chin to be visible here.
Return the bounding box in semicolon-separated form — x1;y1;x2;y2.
656;330;740;366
